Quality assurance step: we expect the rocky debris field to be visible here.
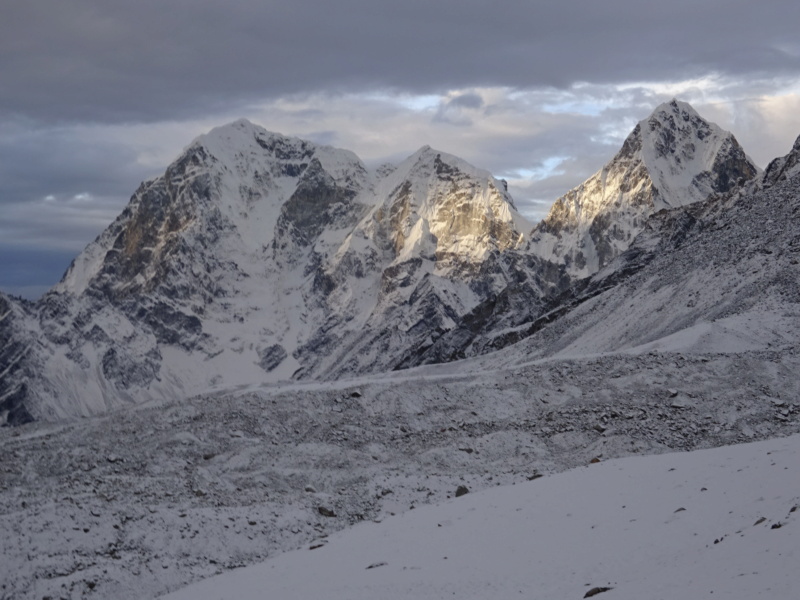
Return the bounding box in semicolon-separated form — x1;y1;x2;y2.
1;346;799;599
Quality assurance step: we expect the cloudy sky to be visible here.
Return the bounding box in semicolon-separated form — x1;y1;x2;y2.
2;0;800;298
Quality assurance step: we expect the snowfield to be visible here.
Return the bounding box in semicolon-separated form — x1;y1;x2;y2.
165;432;800;600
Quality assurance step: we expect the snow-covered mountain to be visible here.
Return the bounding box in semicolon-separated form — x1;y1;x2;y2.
397;101;765;368
528;99;759;278
476;131;800;368
0;120;534;422
0;102;794;425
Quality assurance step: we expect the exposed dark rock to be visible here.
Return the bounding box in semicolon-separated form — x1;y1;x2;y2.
257;345;288;373
584;586;613;598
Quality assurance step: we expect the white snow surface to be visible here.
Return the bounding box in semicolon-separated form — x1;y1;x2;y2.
164;433;800;600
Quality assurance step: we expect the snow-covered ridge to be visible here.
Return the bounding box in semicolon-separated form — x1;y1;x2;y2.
193;118;366;182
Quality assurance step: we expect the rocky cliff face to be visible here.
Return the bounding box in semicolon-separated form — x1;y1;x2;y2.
528;99;759;279
0;293;35;425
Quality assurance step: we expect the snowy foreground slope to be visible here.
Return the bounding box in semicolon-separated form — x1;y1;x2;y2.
1;343;798;599
165;433;800;600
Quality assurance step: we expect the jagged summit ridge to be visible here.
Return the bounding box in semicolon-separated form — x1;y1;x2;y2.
194;119;369;195
528;99;759;278
362;145;529;267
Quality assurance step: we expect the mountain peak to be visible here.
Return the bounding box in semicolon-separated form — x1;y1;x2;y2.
412;144;434;156
195;117;275;145
653;97;698;116
403;145;475;175
190;119;311;162
395;146;504;190
215;117;260;131
345;145;532;277
529;100;759;278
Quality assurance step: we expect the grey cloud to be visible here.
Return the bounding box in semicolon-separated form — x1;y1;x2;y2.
433;110;472;126
0;123;155;203
431;93;485;125
303;130;340;147
0;122;158;297
508;153;616;221
2;0;799;124
450;94;484;109
0;196;126;250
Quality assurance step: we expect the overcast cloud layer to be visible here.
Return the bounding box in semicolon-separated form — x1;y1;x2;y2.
2;0;800;298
